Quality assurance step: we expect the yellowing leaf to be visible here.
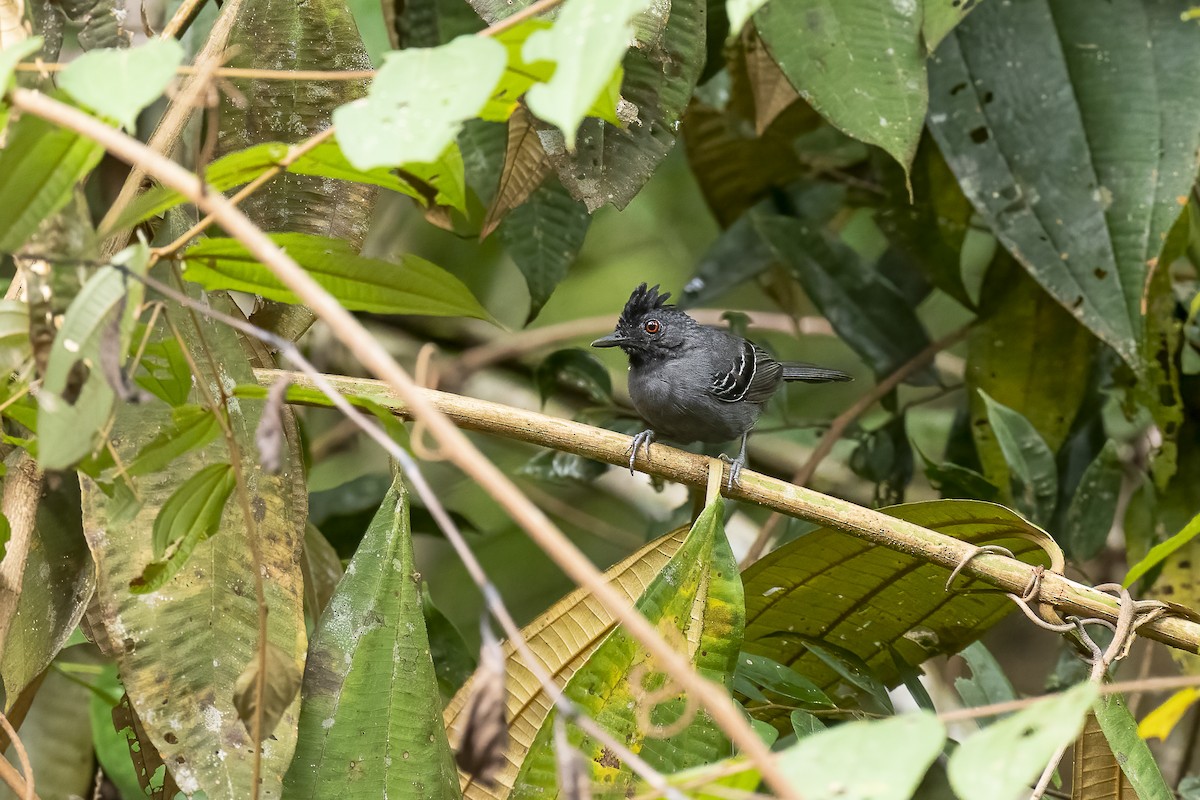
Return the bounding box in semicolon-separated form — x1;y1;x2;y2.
1138;688;1200;741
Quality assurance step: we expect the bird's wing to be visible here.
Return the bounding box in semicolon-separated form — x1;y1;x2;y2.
708;340;782;404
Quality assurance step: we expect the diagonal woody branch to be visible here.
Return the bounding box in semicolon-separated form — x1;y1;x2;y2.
6;89;803;800
255;367;1200;657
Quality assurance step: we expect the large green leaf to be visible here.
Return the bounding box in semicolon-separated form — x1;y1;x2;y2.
741;499;1056;728
284;475;458;798
59;39;183;129
1090;694;1173;800
334;36;507;170
0;474;90;706
755;0;926;173
80;294;307;798
0;38;42;90
509;496;744;797
36;244;148;470
180;233;491;320
0;97;106;253
927;0;1200;367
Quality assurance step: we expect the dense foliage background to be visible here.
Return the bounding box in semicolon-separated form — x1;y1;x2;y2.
2;0;1200;797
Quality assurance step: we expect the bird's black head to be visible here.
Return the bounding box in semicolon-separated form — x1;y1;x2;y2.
591;283;696;362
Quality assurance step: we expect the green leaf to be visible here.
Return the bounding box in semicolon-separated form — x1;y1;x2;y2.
1124;510;1200;588
755;213;935;381
127;405;221;477
1091;693;1173;800
59;39;184;129
284;475;459;797
180;232;490;320
742;499;1058;731
422;586;476;701
954;641;1016;716
334;36;507;169
756;0;926;174
133;333;192;407
1066;440;1124;561
518;448;607;485
534;348;612;405
522;0;651;148
978;390;1059;525
499;179;591;324
149;462;237;559
36;244;149;470
948;682;1099;800
790;710;825;740
921;0;986;53
777;712;946;800
735;653;832;707
0;96;106;253
0;38;42;90
0;299;32;375
509;497;744;797
797;637;892;714
927;0;1200;368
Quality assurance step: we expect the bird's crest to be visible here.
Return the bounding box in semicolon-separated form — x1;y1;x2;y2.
618;283;673;328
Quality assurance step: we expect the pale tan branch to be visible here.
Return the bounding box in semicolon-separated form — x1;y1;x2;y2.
8;89;801;800
256;367;1200;657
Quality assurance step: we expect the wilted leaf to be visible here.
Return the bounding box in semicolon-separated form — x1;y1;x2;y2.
334;36;507;169
756;0;926;174
777;712;946;800
456;621;510;787
742;499;1056;728
59;39;183;129
978;391;1058;526
181;232;491;320
233;641;305;739
927;0;1200;367
445;526;689;797
481;106;550;240
284;476;458;798
522;0;650;148
948;682;1099;800
256;376;291;474
1066;440;1124;561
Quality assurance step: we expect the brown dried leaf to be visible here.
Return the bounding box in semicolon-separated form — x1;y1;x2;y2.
554;716;592;800
98;298;149;404
744;30;799;136
1072;712;1135;799
254;376;291;474
232;640;304;740
454;621;509;787
481;106;551;240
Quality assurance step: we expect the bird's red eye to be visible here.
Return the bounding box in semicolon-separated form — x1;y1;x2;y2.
644;319;661;334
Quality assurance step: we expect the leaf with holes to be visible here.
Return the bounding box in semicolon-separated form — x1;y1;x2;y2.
927;0;1200;367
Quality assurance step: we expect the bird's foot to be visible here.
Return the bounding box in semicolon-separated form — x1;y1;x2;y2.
716;452;745;489
626;430;656;475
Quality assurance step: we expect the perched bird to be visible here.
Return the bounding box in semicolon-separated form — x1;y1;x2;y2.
592;283;852;487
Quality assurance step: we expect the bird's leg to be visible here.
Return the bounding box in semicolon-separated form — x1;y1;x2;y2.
627;429;655;475
718;432;751;489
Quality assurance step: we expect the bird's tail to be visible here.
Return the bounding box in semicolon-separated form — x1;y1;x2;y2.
781;362;853;383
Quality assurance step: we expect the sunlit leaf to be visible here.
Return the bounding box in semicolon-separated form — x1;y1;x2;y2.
928;0;1200;367
445;526;689;797
334;36;507;170
1125;510;1200;588
1137;688;1200;741
777;712;945;800
181;232;491;320
948;682;1099;800
59;39;183;129
284;476;459;797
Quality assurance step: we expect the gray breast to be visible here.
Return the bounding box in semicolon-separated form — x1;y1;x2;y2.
628;355;765;444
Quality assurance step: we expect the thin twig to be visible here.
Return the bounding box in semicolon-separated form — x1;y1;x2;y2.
8;88;801;799
0;710;34;800
740;324;972;566
159;0;210;39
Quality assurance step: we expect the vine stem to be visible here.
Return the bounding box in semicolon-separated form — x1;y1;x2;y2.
6;90;803;799
0;710;35;800
740;324;972;566
254;367;1200;656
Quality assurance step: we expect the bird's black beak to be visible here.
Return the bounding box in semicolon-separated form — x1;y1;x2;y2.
591;333;625;348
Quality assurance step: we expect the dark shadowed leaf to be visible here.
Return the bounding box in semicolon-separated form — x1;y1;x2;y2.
232;641;305;739
978;390;1058;526
535;348;612;405
1066;440;1123;561
423;586;477;701
927;0;1200;367
456;621;510;787
518;449;607;485
735;652;832;707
